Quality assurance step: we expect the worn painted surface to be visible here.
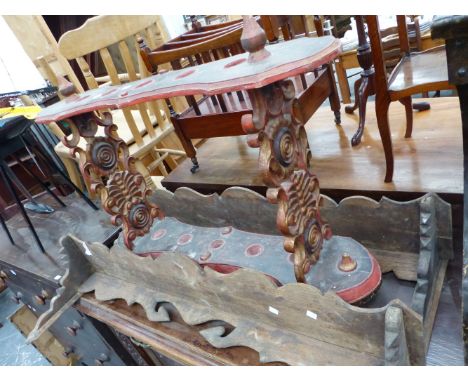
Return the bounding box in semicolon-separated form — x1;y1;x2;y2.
36;36;341;123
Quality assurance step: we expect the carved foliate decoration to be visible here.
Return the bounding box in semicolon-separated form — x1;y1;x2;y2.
60;111;162;250
271;169;331;282
100;167;163;249
242;79;330;282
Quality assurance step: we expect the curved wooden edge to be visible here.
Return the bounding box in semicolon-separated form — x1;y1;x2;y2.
58;15;162;59
149;28;243;63
389;81;455;100
162;25;242;49
58;234;426;365
26;235;94;342
36;38;341;124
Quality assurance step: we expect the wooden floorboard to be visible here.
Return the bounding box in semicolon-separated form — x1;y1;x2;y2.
163;97;463;200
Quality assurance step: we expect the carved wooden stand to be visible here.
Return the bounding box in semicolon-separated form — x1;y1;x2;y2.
29;16;453;365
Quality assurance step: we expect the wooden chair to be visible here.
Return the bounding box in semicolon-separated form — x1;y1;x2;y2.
366;15;454;182
260;15;312;42
55;15;186;189
335;17;445;105
140;18;341;173
188;16;242;33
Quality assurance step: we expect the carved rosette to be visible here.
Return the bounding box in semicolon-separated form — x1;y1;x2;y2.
242;79;331;282
243;80;312;186
60;111;162;250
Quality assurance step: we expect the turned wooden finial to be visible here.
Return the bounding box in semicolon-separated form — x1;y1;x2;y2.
190;15;202;32
241;15;271;63
338;253;357;272
57;75;76;97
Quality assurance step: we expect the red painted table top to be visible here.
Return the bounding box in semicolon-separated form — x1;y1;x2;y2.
36;36;341;123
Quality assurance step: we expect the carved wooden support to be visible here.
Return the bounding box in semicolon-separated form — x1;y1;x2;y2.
384;306;410;365
412;194;438;316
61;111;163;250
241;79;330;282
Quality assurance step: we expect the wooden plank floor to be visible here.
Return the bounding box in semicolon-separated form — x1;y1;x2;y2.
163;97;463;199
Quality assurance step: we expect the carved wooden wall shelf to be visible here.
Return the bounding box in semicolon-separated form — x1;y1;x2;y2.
28;188;452;365
29;16;453;365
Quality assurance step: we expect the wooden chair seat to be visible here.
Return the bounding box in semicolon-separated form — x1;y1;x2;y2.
176;69;330;141
388;46;453;98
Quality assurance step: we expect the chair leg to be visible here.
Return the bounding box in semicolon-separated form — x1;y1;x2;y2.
326;64;341;124
375;97;394;183
399;96;413;138
0;164;45;253
12;154;66;208
0;211;15;245
135;160;157;190
30;142;98;211
62;157;84;191
171;117;199;173
335;58;351;104
351;76;372;146
345;77;362;114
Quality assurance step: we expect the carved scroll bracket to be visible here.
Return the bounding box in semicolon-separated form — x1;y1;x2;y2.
60;111;162;250
242;79;331;282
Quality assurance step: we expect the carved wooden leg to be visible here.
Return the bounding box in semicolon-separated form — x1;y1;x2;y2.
170;117;199;173
375;96;394;183
326;64;341;124
351;76;372;146
399;96;414;138
345;77;362;114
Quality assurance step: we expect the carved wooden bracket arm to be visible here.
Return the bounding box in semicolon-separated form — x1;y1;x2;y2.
241;79;331;282
61;111;163;250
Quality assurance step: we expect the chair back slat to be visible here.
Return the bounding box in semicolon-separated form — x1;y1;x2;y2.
397;15;410;54
118;40;156;138
75;56;100;90
139;26;246;116
377;16;424;73
134;39;172;130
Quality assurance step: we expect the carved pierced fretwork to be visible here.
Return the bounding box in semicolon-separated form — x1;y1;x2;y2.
242;79;330;282
60;111;162;250
272;169;331;282
100;168;163;249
